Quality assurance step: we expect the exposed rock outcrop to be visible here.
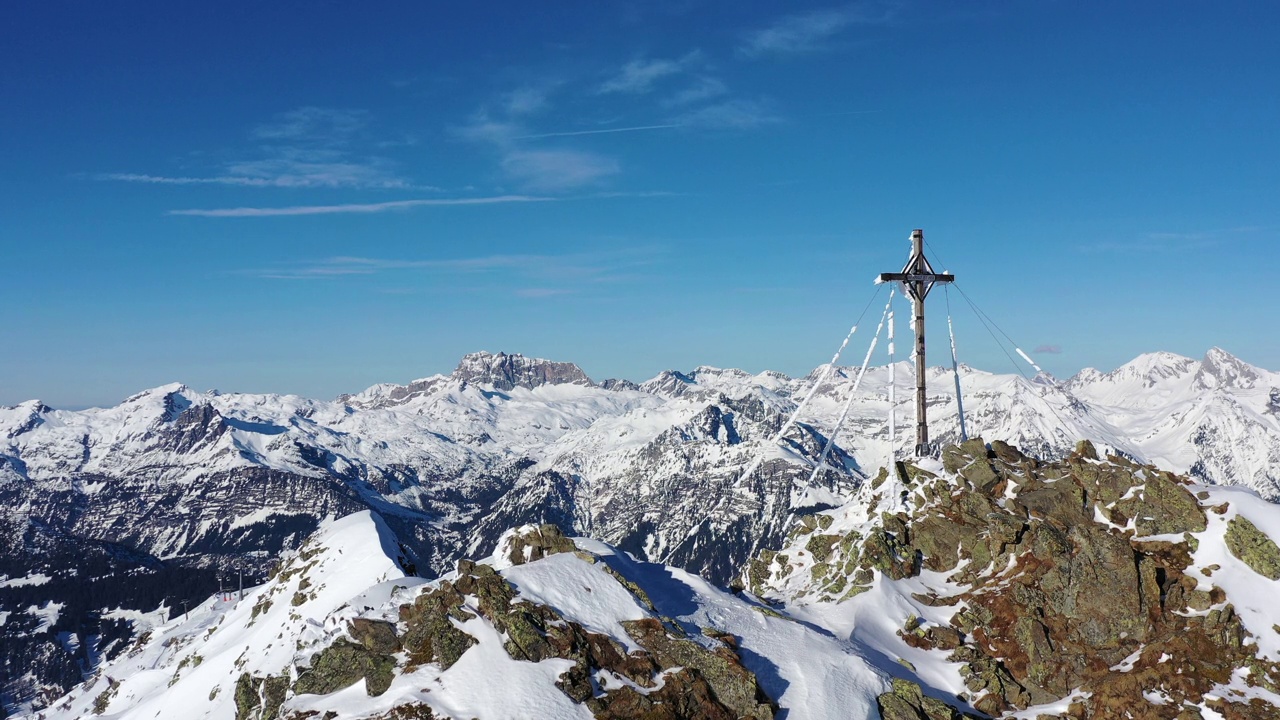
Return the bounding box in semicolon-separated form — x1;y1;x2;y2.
451;351;594;391
498;523;579;566
1225;515;1280;580
268;529;775;720
757;438;1280;719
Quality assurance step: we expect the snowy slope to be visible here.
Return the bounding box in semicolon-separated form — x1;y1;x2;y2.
25;513;889;720
28;512;415;720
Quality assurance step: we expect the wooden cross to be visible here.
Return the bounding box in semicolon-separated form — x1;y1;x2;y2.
877;229;954;456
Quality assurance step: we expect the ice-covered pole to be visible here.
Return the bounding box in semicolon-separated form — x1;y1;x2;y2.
1015;347;1045;376
808;291;894;485
736;311;866;483
947;309;968;442
888;309;896;457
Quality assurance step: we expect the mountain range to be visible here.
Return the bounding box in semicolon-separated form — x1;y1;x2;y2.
18;440;1280;719
1;347;1278;713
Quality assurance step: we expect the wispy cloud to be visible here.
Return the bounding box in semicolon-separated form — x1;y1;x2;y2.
169;195;551;218
503;85;556;116
740;5;891;57
672;99;780;129
244;248;665;292
598;53;701;94
1034;344;1063;355
252;107;368;142
254;254;540;278
515;288;576;298
664;76;729;107
1079;226;1264;254
512;124;682;140
501;149;620;192
452;113;524;145
99;173;288;188
101;107;419;191
454;108;626;193
105;163;415;190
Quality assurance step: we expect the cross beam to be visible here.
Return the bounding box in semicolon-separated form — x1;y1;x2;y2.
877;229;954;456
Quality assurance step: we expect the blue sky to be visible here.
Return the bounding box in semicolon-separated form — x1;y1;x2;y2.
3;2;1278;407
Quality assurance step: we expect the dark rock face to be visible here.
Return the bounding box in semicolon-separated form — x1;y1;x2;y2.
774;440;1280;720
348;619;401;655
618;618;773;720
405;555;773;720
399;579;477;671
452;351;594;391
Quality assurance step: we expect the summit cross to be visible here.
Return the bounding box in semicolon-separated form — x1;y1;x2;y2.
877;229;955;456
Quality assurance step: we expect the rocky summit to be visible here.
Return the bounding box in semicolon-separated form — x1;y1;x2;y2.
752;438;1280;719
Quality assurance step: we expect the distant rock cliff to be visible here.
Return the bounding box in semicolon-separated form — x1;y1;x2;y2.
452;351;595;391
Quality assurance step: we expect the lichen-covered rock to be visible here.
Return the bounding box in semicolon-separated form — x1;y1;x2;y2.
348;618;401;655
747;437;1280;720
398;581;478;670
804;533;840;562
859;526;919;580
502;523;578;566
1225;515;1280;580
877;678;981;720
1113;470;1207;536
236;673;289;720
621;618;774;720
293;639;395;697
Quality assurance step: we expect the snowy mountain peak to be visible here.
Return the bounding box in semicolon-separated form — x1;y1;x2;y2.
29;511;414;720
690;365;747;379
1116;350;1197;383
121;381;191;405
8;399;52;414
1;400;51;440
451;351;594;391
338;375;449;409
638;369;697;398
1195;346;1262;390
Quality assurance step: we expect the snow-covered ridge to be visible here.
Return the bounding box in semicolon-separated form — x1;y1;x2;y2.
26;513;886;719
